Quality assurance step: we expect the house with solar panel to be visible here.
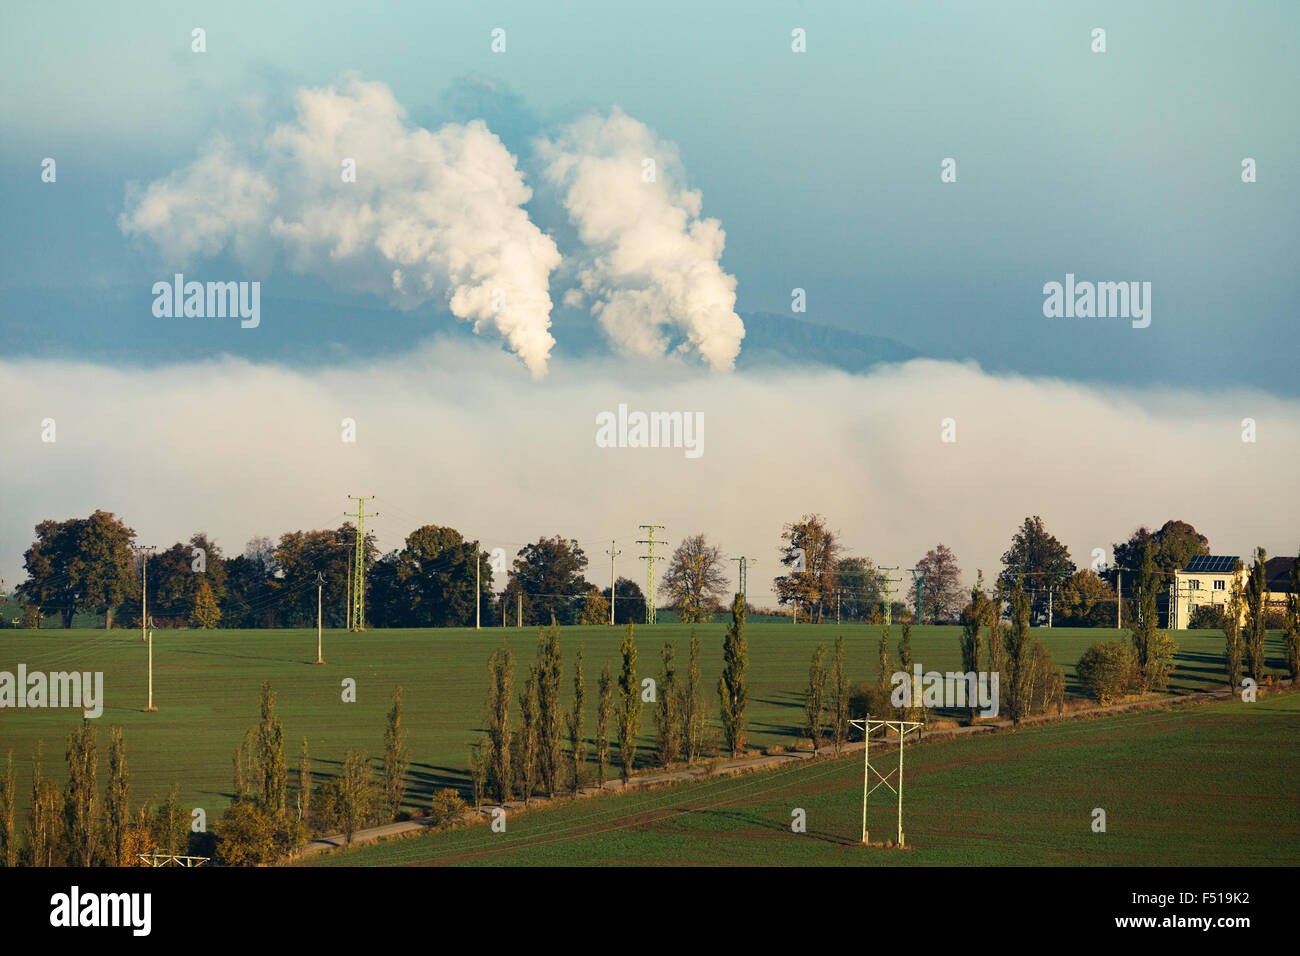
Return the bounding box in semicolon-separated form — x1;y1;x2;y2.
1171;555;1247;629
1263;555;1299;616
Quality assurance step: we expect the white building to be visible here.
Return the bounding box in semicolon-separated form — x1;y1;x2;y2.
1171;555;1246;630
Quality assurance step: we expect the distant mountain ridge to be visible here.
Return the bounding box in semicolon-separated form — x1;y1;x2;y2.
736;312;917;373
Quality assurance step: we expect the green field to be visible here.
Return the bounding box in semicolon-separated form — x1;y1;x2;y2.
0;623;1290;828
307;693;1300;866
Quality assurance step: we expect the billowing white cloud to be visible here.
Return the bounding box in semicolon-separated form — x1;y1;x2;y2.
536;108;745;370
4;347;1297;602
120;74;562;378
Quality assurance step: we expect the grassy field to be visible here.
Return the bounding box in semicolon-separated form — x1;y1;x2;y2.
0;622;1290;826
306;693;1300;866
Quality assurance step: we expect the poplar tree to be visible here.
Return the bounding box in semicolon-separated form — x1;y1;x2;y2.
680;631;704;764
960;574;988;723
804;641;827;754
1244;548;1268;682
897;624;915;720
616;625;642;780
718;594;750;757
26;742;59;867
62;719;100;866
383;685;410;818
1003;580;1033;725
516;666;540;804
831;636;849;754
336;749;372;844
876;629;890;695
595;664;613;785
1223;561;1245;689
257;681;286;818
536;623;564;796
298;737;311;825
104;726;130;867
151;782;188;855
487;642;514;803
1284;550;1300;682
0;751;15;867
1129;542;1161;691
566;644;585;793
654;641;680;766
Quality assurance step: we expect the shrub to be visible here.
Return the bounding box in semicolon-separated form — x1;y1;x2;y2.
1077;641;1136;704
429;788;468;829
1188;605;1226;630
213;801;304;866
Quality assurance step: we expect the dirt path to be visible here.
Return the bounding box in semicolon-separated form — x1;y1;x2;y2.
295;679;1289;860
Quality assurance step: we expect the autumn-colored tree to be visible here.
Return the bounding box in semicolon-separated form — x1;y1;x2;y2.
189;577;221;628
578;587;610;625
0;751;15;867
1055;569;1118;628
62;719;100;865
25;743;61;867
910;544;964;623
615;626;642;780
717;595;749;756
150;782;189;856
774;515;842;621
103;726;130;866
661;534;727;622
17;510;137;628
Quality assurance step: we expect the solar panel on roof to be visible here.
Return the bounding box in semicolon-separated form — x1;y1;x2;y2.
1183;555;1238;573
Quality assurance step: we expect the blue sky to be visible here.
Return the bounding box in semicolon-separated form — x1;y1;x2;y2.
2;1;1298;599
3;0;1297;389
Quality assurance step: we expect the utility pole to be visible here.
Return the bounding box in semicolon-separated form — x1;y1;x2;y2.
146;625;157;712
730;556;756;601
1116;571;1122;630
637;525;666;624
517;592;522;628
909;567;929;625
315;572;325;664
345;496;378;632
1047;586;1053;628
132;545;154;643
879;567;902;627
474;540;481;630
606;541;621;625
837;589;841;625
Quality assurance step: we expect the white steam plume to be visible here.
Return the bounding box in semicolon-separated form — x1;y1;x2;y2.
120;74;561;378
537;108;745;370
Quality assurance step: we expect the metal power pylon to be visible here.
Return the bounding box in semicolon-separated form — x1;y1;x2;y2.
346;496;378;631
637;525;666;624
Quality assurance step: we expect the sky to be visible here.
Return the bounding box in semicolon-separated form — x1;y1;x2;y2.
1;1;1297;603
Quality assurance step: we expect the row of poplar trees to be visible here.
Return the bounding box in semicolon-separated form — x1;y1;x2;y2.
473;594;751;805
0;724;191;868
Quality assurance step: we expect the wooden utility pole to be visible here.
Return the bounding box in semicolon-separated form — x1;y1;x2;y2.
146;628;157;712
315;572;325;664
606;541;621;625
475;541;481;630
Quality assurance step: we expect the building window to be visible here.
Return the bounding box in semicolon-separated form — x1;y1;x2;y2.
1214;580;1225;591
1188;580;1200;590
